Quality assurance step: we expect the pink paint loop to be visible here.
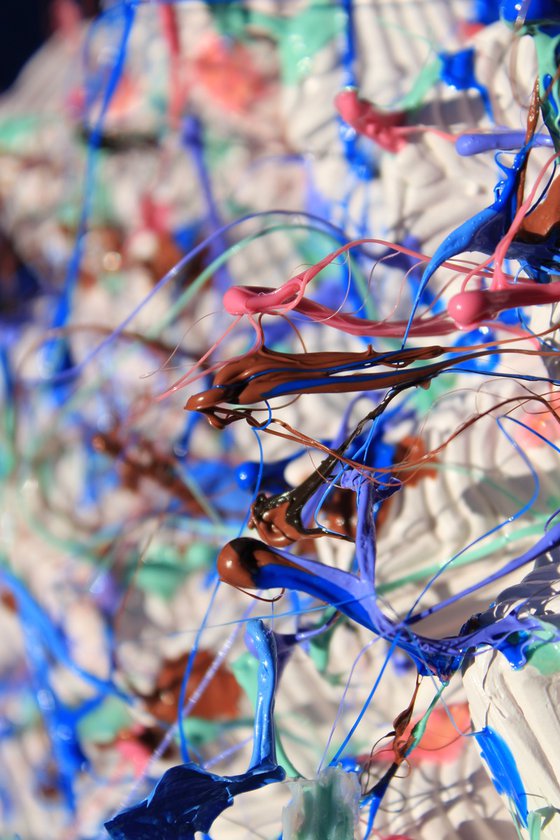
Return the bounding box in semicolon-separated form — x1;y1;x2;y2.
223;282;301;316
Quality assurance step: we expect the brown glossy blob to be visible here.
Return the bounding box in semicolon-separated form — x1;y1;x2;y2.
191;344;445;408
249;499;308;547
142;649;242;724
247;391;401;547
93;430;205;514
218;538;261;588
185;385;228;413
249;489;349;547
217;537;304;589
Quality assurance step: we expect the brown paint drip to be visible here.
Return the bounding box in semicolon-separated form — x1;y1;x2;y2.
249;498;315;547
319;487;357;539
516;78;560;243
141;649;242;724
516;78;540;212
363;436;437;536
138;232;184;284
518;174;560;242
92;430;205;515
247;391;401;546
185;344;447;415
394;435;438;486
217;537;306;590
184;344;517;428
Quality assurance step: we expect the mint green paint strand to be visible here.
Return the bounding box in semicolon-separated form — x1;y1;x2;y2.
399;59;442;111
528;807;557;839
308;608;340;676
378;519;550;596
212;1;345;86
533;29;560;150
407;683;447;755
136;544;216;599
412;372;457;414
282;766;360;840
180;716;253;750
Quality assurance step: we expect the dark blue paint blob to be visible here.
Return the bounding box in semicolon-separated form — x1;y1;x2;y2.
105;761;284;840
105;620;285;839
438;48;494;121
173;223;199;256
474;727;528;826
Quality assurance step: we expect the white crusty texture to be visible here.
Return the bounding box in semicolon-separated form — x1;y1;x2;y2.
463;559;560;839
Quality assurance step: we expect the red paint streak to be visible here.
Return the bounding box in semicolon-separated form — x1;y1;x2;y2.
335;89;407;153
159;5;184;125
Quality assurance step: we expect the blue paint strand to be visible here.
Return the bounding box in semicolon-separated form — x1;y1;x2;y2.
105;619;285;839
474;727;528;826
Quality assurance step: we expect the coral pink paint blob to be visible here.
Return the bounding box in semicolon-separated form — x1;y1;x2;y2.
369;703;471;767
335;89;407;153
407;703;471;765
106;74;139;120
51;0;82;40
514;399;560;448
115;735;151;778
193;35;267;114
458;21;486;39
